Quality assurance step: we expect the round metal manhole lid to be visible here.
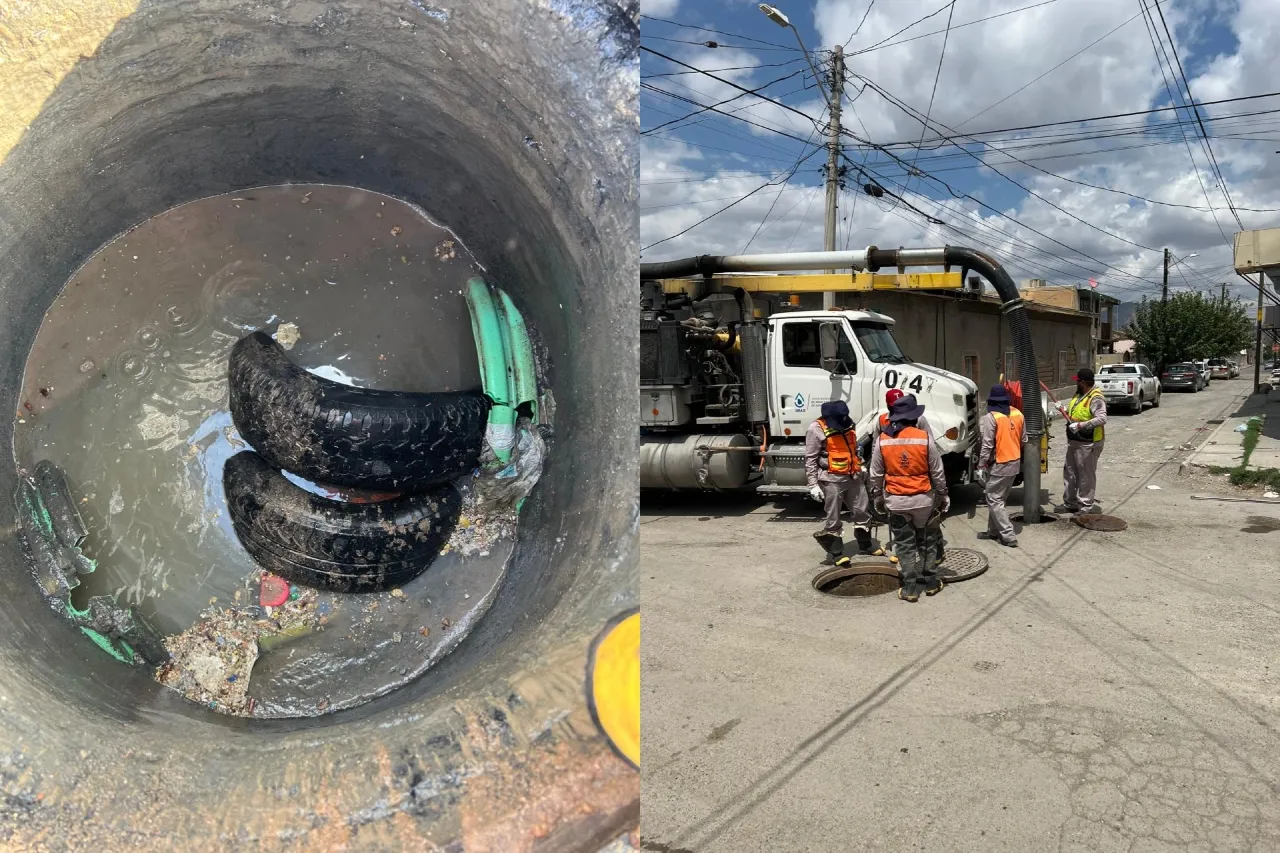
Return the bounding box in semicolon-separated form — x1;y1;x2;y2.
812;557;900;597
1073;513;1128;532
935;547;988;583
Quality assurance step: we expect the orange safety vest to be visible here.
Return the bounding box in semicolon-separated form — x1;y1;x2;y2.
879;425;932;495
817;417;860;475
991;409;1025;465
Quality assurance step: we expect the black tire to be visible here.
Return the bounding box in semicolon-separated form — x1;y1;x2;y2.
1151;389;1160;408
223;451;461;593
229;331;490;491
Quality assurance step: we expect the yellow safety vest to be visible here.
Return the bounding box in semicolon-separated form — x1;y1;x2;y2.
1067;389;1104;442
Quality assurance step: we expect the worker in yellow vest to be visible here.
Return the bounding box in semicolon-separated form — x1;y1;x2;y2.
1058;367;1108;514
805;400;873;566
869;394;949;602
976;384;1025;547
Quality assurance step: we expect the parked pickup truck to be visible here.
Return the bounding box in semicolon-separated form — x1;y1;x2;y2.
1096;363;1160;413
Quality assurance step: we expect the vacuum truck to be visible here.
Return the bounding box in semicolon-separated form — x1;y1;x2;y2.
639;271;981;494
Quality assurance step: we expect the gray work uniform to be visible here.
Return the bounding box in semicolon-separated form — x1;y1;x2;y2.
869;425;948;586
804;420;870;535
1063;390;1107;513
979;410;1024;543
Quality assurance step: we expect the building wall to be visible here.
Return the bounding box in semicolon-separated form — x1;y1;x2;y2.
1020;286;1079;311
845;291;1092;399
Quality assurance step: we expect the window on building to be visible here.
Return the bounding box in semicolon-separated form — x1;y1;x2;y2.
1004;350;1016;380
963;353;981;385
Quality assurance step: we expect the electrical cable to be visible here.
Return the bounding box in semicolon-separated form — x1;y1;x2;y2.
895;0;955;208
642;68;806;135
850;0;1060;56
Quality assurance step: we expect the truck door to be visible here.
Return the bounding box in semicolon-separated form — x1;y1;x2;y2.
771;317;859;439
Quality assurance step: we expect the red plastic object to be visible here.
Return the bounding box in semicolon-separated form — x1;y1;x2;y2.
1002;379;1023;412
260;574;290;607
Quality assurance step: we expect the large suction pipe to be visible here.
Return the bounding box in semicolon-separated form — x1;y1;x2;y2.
641;246;1045;521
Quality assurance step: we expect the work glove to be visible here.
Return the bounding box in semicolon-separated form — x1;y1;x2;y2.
1067;422;1079;434
938;495;951;514
809;485;824;503
976;468;988;486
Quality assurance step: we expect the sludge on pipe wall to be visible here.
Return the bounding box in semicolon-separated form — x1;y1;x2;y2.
0;0;638;849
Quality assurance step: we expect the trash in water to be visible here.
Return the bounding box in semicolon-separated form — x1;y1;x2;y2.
260;574;290;607
273;321;301;350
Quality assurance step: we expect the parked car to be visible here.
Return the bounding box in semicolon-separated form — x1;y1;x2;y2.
1161;362;1204;392
1193;359;1212;385
1207;357;1232;380
1228;360;1240;378
1097;363;1161;412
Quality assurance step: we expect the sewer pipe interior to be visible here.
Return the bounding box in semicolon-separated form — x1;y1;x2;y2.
0;0;638;847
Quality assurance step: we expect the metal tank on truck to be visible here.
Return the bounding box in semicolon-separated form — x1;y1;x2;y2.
639;247;1051;524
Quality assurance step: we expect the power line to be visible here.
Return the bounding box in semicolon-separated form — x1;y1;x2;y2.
842;0;877;49
852;75;1280;214
850;0;1060;56
642;68;807;135
897;0;955;207
642;58;806;79
849;0;956;56
955;7;1147;130
743;123;825;252
641;81;817;146
1149;0;1245;231
642;147;824;252
639;14;803;52
643;34;803;53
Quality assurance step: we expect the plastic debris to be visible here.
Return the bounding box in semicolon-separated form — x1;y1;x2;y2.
1146;485;1161;490
260;574;290;607
1265;491;1280;499
1235;424;1249;433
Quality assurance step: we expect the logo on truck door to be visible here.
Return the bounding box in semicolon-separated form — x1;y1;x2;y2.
883;369;930;394
793;392;807;412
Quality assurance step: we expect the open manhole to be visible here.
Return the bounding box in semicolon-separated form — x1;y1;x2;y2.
812;558;900;597
1010;511;1060;524
936;548;989;583
1074;513;1129;531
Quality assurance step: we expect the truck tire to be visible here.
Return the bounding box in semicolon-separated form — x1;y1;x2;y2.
229;331;490;491
223;451;461;593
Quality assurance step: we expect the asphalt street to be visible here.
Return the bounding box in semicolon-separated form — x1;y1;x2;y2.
640;378;1279;852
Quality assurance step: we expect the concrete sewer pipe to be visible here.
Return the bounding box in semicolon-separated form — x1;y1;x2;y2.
0;0;638;848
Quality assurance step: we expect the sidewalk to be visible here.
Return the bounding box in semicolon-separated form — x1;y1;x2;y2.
1186;387;1280;470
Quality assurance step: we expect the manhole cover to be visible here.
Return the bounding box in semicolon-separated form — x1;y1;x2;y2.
1074;513;1128;531
935;548;988;583
1009;511;1059;524
812;558;899;598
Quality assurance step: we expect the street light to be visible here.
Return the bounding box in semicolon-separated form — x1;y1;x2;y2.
758;4;832;109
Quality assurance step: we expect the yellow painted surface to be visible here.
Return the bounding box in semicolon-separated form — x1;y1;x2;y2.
590;612;639;767
660;271;964;296
0;0;140;162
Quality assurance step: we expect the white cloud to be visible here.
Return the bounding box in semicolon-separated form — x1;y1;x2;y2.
643;0;681;16
642;0;1280;304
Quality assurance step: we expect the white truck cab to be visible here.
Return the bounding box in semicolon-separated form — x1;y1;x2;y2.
764;310;979;484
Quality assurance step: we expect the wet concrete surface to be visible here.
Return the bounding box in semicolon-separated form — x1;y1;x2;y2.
641;378;1280;851
11;184;524;717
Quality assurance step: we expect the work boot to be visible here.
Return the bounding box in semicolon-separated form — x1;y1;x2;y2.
834;555;852;568
923;576;945;596
899;581;920;603
854;528;873;555
1053;503;1080;514
1000;537;1018;548
813;531;843;563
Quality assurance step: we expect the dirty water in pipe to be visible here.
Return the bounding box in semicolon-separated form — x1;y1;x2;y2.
11;184;536;718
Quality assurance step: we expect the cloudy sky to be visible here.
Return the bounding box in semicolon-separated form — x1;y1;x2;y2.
640;0;1280;303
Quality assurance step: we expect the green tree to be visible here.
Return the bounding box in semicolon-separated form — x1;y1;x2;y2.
1122;290;1253;369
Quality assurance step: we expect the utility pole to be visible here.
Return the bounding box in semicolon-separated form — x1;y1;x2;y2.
1221;281;1227;302
822;45;845;310
1255;271;1264;394
1160;247;1170;369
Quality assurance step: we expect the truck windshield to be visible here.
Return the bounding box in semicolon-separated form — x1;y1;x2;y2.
850;322;909;364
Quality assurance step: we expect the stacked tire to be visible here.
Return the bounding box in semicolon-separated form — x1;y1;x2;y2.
223;332;490;592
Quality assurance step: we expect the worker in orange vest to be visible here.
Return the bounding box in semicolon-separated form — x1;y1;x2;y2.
869;394;949;602
862;387;940;564
976;384;1025;547
805;400;872;566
